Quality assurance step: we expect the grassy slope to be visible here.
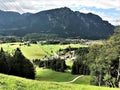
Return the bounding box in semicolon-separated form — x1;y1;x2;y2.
0;74;119;90
0;43;87;60
73;75;91;85
36;67;91;85
36;68;78;82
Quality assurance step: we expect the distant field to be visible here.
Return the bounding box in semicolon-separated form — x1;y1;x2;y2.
0;42;88;60
0;74;119;90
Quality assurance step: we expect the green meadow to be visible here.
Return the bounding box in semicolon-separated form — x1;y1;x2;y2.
0;74;119;90
0;42;87;60
36;67;78;82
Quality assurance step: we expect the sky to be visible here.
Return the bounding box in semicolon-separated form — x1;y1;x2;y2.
0;0;120;25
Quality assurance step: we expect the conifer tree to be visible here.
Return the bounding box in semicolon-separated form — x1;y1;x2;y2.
0;48;8;74
10;48;35;79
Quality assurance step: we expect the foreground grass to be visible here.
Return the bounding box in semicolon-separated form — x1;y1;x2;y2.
0;74;119;90
73;75;91;85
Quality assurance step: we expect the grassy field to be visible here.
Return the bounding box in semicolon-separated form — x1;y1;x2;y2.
36;67;78;82
36;67;91;84
0;74;119;90
73;75;91;85
0;43;87;60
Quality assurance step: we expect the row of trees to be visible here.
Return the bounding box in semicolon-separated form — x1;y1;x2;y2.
72;47;90;75
0;48;35;79
0;36;21;43
72;27;120;88
33;58;67;72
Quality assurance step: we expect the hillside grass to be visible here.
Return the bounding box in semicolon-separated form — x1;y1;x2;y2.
73;75;91;85
36;67;78;82
35;67;91;85
0;73;119;90
0;43;87;60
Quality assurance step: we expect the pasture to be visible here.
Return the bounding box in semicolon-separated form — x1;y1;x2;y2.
36;67;78;82
0;42;87;60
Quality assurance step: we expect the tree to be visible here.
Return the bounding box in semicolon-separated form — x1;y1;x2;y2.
0;48;8;74
106;27;120;87
72;47;90;75
88;27;120;87
33;58;67;72
10;48;35;79
87;44;104;86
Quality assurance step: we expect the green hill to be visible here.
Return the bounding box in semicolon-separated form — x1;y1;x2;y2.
36;68;78;82
0;74;119;90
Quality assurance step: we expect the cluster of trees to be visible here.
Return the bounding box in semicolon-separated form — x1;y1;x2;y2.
0;36;21;43
71;47;90;75
24;33;58;41
33;58;67;72
0;48;35;79
40;39;86;45
88;27;120;87
71;27;120;88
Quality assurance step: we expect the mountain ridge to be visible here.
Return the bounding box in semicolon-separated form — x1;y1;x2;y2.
0;7;115;39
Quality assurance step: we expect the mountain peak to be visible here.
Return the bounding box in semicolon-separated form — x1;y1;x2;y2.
43;7;72;12
60;7;71;10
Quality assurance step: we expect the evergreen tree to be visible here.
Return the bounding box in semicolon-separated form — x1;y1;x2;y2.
10;48;35;79
71;47;90;75
0;48;8;74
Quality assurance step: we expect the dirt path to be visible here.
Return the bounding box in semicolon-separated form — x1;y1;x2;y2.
66;75;84;83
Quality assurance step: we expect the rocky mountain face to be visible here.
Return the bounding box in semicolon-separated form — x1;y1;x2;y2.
0;7;115;39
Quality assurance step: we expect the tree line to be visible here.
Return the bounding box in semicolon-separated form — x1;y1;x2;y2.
0;48;35;79
72;47;90;75
33;58;67;72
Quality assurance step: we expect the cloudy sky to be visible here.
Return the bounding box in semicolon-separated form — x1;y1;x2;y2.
0;0;120;25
